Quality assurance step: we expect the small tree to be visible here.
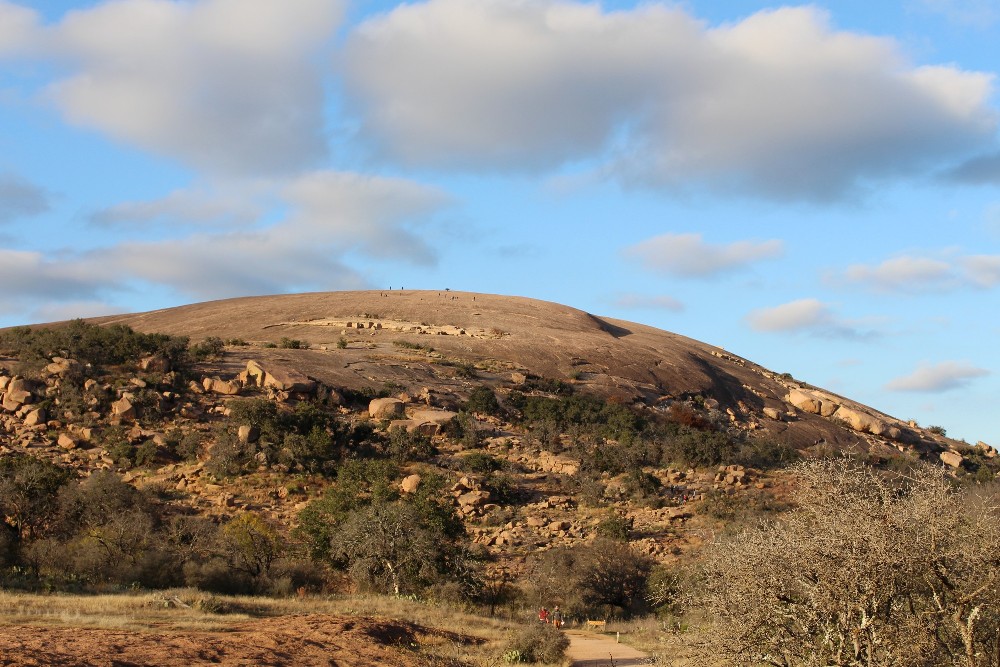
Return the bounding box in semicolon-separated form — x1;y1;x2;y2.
697;459;1000;667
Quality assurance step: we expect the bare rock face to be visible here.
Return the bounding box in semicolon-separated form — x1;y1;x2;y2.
369;398;405;419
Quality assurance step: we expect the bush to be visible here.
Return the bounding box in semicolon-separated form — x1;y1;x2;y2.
0;319;188;368
279;337;304;349
466;386;502;416
504;623;569;664
698;460;1000;665
189;336;225;360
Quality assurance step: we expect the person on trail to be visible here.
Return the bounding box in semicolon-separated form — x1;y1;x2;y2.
551;606;563;628
539;607;549;623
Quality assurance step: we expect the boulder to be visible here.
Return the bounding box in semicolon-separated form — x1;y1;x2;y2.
786;389;821;414
23;407;46;427
459;490;490;508
139;353;172;373
46;357;80;377
940;451;964;468
203;377;242;396
400;474;422;494
833;406;887;435
370;398;405;419
407;408;457;426
762;407;783;421
58;433;78;450
263;367;316;394
112;397;137;421
238;425;260;444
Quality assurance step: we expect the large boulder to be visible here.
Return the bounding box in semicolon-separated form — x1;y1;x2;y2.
833;406;888;435
111;396;137;421
140;353;172;373
407;408;457;427
370;398;405;419
940;451;964;468
246;360;316;394
786;389;821;415
202;377;242;396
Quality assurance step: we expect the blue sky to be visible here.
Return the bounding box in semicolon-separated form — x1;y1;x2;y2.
0;0;998;444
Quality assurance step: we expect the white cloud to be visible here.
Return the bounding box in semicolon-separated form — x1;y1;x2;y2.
611;293;684;312
885;361;990;392
78;171;450;300
0;172;50;223
839;253;1000;292
344;2;996;199
842;256;958;292
624;233;783;277
0;2;40;57
745;298;875;340
90;185;263;228
912;0;1000;27
962;255;1000;287
37;0;344;175
0;248;105;300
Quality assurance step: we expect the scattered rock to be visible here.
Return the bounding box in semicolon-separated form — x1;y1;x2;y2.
400;474;421;494
940;451;964;468
369;398;405;419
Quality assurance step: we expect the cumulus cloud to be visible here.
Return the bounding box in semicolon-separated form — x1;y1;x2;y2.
745;298;875;339
610;293;684;311
78;171;449;299
0;248;105;300
839;253;1000;292
344;1;996;199
962;255;1000;287
33;0;344;175
885;361;991;392
912;0;1000;27
842;256;958;292
947;151;1000;184
0;1;40;56
624;233;783;277
0;172;51;223
90;186;263;228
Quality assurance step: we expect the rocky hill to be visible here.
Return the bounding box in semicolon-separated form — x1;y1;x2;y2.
91;289;969;458
0;290;991;596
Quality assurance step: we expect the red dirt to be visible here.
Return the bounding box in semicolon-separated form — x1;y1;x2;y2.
0;614;468;666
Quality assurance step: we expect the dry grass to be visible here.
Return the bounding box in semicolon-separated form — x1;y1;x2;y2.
0;590;551;666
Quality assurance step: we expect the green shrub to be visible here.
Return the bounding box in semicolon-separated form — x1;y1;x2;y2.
595;514;631;541
504;623;569;664
189;336;225;360
0;319;188;368
466;386;502;416
279;337;304;349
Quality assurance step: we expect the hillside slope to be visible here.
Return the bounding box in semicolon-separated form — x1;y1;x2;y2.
93;289;953;457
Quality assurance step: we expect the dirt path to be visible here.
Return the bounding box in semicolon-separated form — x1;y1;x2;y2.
565;630;650;666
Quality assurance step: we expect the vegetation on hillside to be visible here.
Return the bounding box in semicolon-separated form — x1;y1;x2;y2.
3;320;1000;666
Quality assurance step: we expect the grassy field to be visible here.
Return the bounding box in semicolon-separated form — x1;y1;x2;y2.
0;589;562;666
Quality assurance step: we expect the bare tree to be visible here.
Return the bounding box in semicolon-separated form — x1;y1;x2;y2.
696;459;1000;667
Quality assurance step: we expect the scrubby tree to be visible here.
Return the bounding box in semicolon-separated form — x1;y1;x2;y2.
697;459;1000;667
526;540;653;618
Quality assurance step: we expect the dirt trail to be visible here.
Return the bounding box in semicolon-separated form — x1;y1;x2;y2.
565;630;650;666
